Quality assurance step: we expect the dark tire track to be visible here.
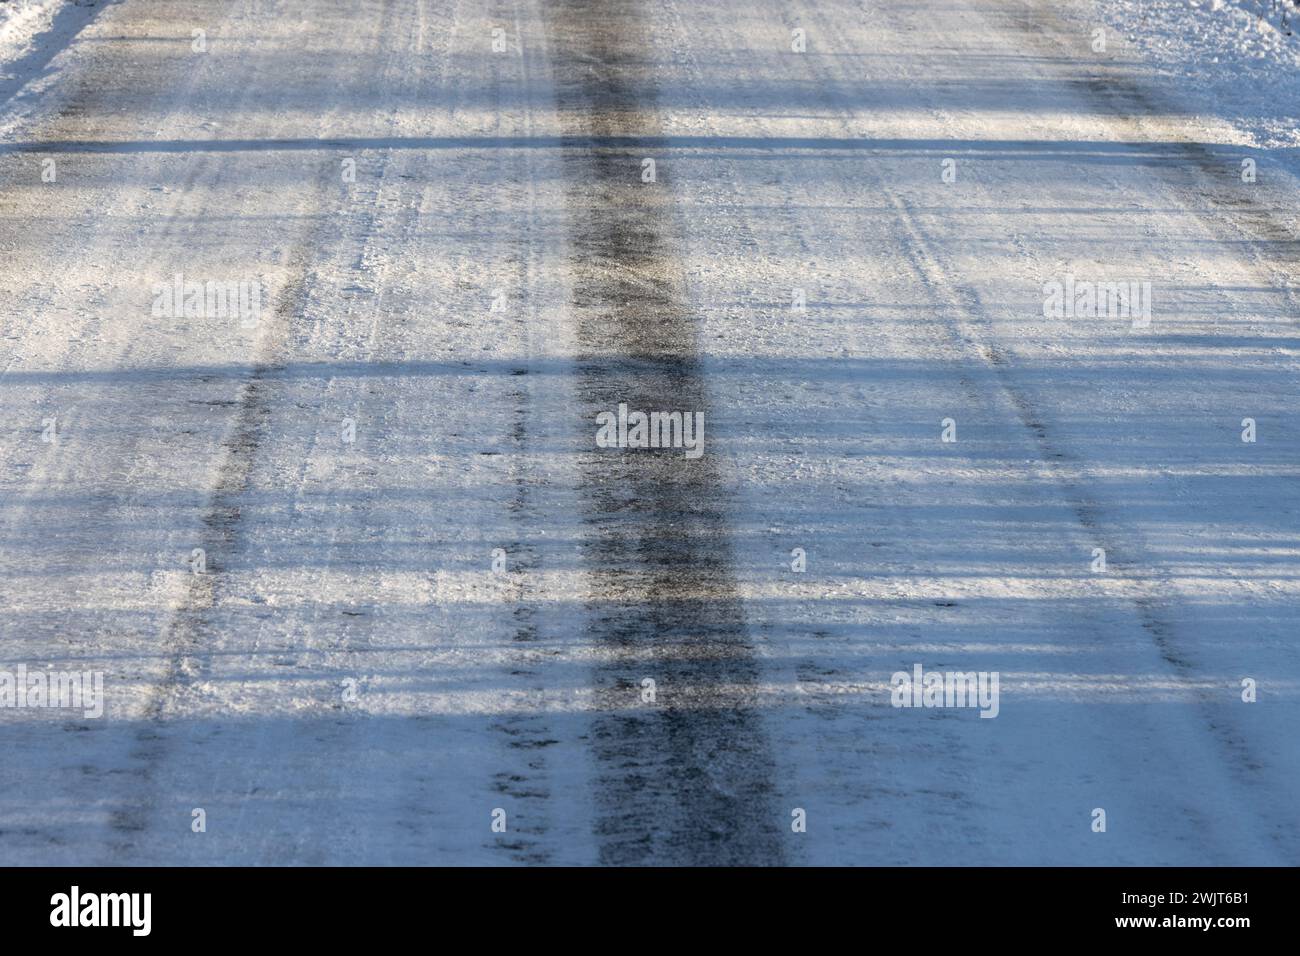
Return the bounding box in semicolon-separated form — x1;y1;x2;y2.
542;0;784;865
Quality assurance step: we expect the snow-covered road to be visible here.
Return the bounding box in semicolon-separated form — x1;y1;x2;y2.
1;0;1297;865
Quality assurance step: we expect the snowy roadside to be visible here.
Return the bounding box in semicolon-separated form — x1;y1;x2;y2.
0;0;68;57
0;0;98;139
1096;0;1300;152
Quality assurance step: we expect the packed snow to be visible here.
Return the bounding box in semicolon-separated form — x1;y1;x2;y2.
0;0;1297;864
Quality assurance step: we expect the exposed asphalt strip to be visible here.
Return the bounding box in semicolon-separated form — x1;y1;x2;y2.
542;0;785;864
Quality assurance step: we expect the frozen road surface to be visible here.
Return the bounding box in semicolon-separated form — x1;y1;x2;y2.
1;0;1298;865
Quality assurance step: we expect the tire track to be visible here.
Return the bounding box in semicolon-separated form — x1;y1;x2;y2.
108;225;323;847
542;0;783;865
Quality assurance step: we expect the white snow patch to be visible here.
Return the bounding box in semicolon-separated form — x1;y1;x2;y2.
1098;0;1300;151
0;0;69;67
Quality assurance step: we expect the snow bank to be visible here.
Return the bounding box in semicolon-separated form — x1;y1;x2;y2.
0;0;72;69
1100;0;1300;150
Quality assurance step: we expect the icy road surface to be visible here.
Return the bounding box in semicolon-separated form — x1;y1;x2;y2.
1;0;1298;865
